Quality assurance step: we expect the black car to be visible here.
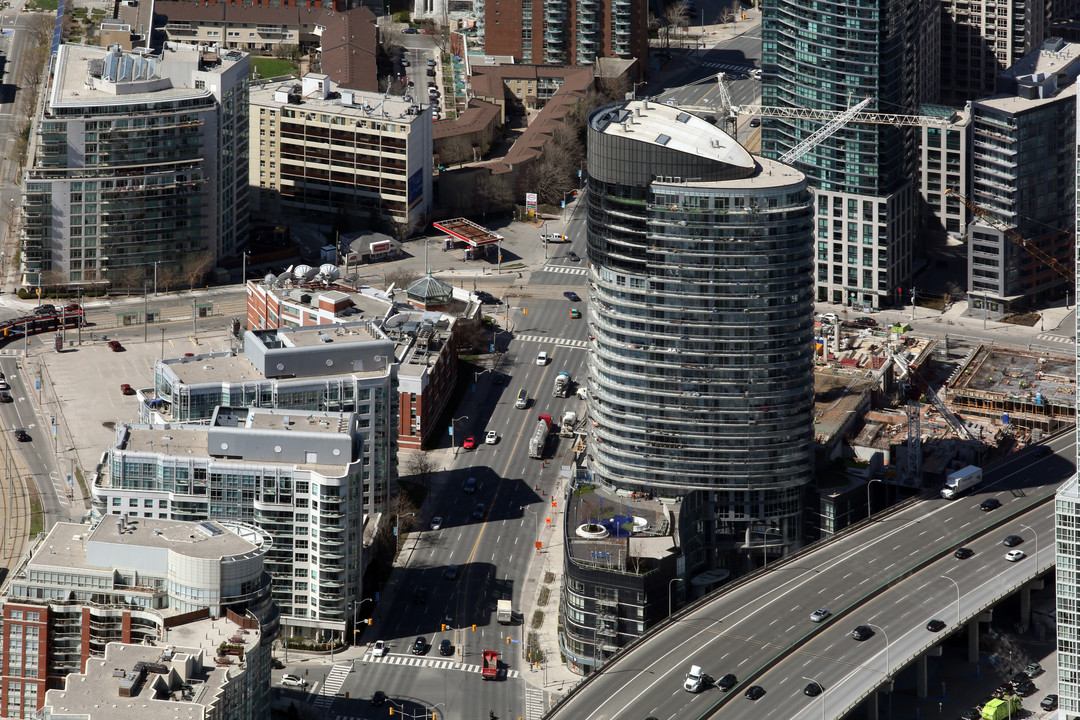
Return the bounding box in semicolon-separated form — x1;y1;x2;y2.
745;685;765;701
411;636;427;655
1002;535;1023;547
717;673;737;692
472;502;486;520
14;429;30;442
1035;446;1052;457
804;681;823;697
1011;671;1029;684
1041;694;1059;710
271;658;284;669
926;619;946;632
980;498;1001;511
1014;680;1037;697
463;477;477;494
851;625;874;641
444;564;458;580
413;587;426;604
372;691;387;707
439;639;453;656
0;392;11;404
954;547;974;559
492;373;506;386
564;291;581;302
567;251;580;262
960;707;981;720
34;304;56;315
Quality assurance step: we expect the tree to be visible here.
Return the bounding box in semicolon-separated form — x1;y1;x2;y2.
273;43;301;62
186;251;215;291
438;136;474;167
663;1;690;49
526;142;576;206
405;450;438;486
476;173;515;220
385;268;421;290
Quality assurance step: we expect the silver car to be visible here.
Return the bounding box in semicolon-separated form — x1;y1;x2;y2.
810;608;831;622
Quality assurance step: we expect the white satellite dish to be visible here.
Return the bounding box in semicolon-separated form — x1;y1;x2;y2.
319;264;340;281
302;266;320;282
293;264;313;279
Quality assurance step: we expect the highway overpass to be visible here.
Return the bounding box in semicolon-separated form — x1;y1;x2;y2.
547;434;1073;720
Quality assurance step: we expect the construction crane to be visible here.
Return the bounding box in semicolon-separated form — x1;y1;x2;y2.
780;96;873;164
883;345;977;442
732;103;961;129
945;188;1074;281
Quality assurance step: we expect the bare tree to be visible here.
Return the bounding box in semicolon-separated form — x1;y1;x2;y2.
987;633;1031;683
186;251;215;291
405;450;439;486
386;267;421;290
526;142;576;206
273;43;301;62
663;1;690;49
437;135;474;167
477;172;515;219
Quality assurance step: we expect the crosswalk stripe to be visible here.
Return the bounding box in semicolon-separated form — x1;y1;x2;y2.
542;265;587;275
516;334;588;349
1035;333;1074;344
313;663;352;708
525;686;546;720
360;652;520;677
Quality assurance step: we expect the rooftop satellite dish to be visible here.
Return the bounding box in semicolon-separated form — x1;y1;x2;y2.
263;273;276;285
302;266;320;282
275;271;292;287
319;264;340;281
293;264;313;279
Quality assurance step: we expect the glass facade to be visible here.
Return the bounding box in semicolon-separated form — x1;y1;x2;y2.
585;102;816;571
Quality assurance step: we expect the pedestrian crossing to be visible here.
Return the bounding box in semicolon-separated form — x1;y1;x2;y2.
312;663;352;708
1035;332;1075;345
525;686;546;720
361;652;520;678
515;334;588;350
700;61;757;75
541;265;587;276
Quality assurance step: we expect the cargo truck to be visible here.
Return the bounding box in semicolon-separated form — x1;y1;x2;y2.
528;415;552;459
980;696;1021;720
481;650;499;679
553;372;571;397
560;411;577;437
941;465;982;499
497;599;513;624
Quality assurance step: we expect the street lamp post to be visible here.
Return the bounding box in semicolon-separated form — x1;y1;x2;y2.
867;622;890;678
867;477;884;519
451;415;469;455
802;676;826;720
668;577;684;618
351;597;375;646
1021;524;1038;562
940;575;960;625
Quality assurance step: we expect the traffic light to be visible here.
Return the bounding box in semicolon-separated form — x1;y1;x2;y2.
506;636;511;644
389;708;394;716
441;624;446;631
472;624;477;632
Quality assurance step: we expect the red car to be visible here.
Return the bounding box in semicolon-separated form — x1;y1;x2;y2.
107;340;124;352
462;436;477;450
120;384;135;396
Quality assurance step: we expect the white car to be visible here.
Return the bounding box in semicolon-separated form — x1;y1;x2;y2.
371;640;388;657
819;312;838;324
485;430;498;444
810;607;831;622
281;674;307;687
1006;549;1026;562
536;351;548;366
430;516;443;531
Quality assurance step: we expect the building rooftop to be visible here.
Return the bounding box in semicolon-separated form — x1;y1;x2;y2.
249;80;429;125
949;345;1075;408
595;100;756;171
27;520;263;571
43;618;261;719
564;484;677;571
50;42;241;110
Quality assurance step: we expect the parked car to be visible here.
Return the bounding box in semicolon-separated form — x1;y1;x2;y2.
402;26;418;33
0;392;11;404
1025;662;1043;677
271;658;285;669
1014;680;1037;697
926;619;946;632
1041;694;1059;710
980;498;1001;511
411;636;427;655
281;674;307;687
108;340;124;352
372;691;388;706
954;547;974;559
120;384;135;395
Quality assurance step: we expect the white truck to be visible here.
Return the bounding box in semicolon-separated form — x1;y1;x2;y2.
553;371;571;397
528;415;552;459
684;665;709;693
497;599;513;624
560;411;577;438
941;465;982;499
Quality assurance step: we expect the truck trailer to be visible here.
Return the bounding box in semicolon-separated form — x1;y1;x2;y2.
941;465;982;500
497;600;513;624
528;415;552;458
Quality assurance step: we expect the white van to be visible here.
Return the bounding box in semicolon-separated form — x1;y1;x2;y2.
515;389;528;409
536;351;548;366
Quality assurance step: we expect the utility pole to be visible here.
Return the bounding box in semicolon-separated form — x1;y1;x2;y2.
143;282;148;343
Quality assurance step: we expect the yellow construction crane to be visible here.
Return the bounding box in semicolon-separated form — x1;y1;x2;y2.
945;189;1074;281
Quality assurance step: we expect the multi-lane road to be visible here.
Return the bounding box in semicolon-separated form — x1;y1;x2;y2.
550;433;1072;720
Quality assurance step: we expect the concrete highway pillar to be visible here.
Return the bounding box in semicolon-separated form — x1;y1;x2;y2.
1020;586;1031;633
968;620;979;663
917;654;928;698
866;690;880;720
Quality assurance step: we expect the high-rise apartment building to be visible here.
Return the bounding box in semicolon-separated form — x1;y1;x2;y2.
565;101;815;670
92;406;367;641
939;0;1045;102
762;0;931;309
0;519;275;718
478;0;647;66
917;105;972;238
1065;86;1080;720
21;42;249;287
249;75;433;236
967;38;1078;315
